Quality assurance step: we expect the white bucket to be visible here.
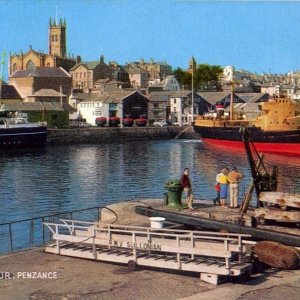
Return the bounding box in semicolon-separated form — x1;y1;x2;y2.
149;217;165;229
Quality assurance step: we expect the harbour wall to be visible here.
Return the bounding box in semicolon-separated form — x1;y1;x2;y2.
47;126;198;145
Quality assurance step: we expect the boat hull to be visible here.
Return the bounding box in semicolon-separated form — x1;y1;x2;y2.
193;125;300;155
0;126;47;148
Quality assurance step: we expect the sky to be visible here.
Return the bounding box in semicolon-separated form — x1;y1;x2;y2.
1;0;300;80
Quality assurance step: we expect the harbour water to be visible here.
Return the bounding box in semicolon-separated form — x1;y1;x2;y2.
1;140;299;224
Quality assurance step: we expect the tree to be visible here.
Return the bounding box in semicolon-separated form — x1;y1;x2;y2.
173;63;223;91
194;64;223;91
173;67;192;89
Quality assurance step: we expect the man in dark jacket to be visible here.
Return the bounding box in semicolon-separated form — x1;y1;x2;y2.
180;168;193;209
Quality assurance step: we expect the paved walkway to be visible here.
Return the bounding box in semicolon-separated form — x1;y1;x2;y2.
1;249;299;300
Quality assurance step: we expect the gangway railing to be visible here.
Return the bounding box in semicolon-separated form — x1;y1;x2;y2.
44;219;253;284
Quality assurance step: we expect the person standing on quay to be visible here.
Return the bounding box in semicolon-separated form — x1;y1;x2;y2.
219;168;229;207
214;168;228;205
228;167;243;208
180;168;193;209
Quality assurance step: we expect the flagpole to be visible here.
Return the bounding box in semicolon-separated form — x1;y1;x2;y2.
191;61;194;124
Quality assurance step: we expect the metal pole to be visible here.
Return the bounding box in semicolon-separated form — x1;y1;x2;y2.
30;219;34;244
42;217;45;245
8;223;13;252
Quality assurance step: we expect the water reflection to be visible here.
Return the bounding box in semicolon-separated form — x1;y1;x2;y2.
0;141;299;223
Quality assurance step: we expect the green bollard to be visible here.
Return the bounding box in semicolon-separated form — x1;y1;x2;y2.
164;179;183;209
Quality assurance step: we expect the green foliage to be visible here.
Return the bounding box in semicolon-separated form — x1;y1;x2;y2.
173;64;223;91
194;64;223;91
173;67;192;89
28;111;69;128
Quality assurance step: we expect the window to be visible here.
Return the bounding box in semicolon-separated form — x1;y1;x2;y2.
26;60;35;71
12;63;17;72
174;98;176;104
95;107;102;116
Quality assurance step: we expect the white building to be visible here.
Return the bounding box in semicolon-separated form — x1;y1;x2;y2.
222;66;252;82
169;91;192;125
149;75;180;91
73;90;149;126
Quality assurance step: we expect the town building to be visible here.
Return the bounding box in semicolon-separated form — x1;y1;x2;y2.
0;82;22;101
127;59;172;83
8;67;72;102
148;90;198;125
0;99;70;127
69;55;113;93
9;18;77;76
139;59;172;81
109;61;130;84
169;90;195;125
75;90;149;126
222;66;252;83
148;75;180;92
93;78;131;94
126;65;149;89
147;92;169;124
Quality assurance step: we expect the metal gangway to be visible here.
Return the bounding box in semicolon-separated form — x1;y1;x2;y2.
44;219;253;285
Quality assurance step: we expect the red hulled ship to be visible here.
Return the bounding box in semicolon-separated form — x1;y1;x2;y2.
193;98;300;155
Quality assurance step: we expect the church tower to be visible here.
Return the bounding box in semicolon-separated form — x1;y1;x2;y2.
188;56;197;74
49;18;66;57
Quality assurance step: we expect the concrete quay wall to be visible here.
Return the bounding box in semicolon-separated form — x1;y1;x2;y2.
47;126;196;145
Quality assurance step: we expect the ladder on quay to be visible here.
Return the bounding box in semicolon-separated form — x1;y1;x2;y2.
44;219;253;285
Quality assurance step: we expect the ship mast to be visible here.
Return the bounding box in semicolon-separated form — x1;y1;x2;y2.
230;81;234;120
191;59;194;124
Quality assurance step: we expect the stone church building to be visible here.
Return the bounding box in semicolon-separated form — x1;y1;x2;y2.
9;18;78;76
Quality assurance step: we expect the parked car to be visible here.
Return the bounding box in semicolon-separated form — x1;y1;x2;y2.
153;121;168;127
109;116;120;127
95;117;107;127
135;117;147;127
172;121;190;127
122;117;134;127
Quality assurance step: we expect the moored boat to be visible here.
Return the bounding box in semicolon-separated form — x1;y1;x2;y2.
193;98;300;155
0;110;47;148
